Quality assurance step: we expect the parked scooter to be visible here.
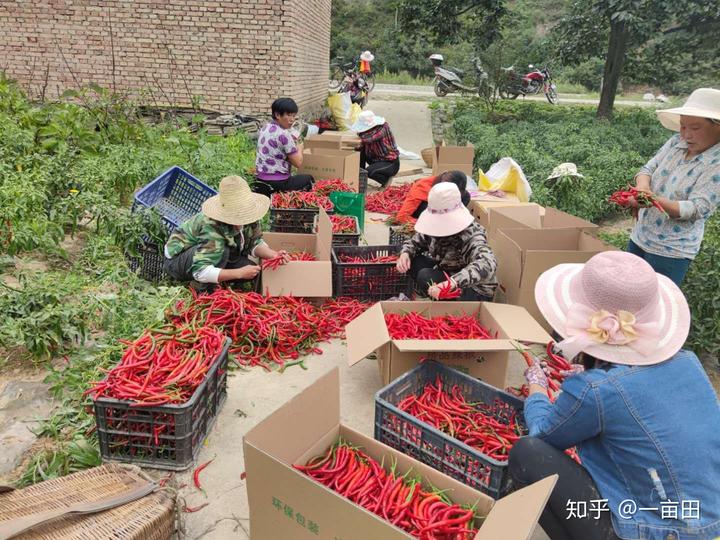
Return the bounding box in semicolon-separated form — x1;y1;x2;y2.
429;54;489;97
499;64;559;104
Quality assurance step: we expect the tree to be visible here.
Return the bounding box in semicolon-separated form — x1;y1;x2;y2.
398;0;508;52
556;0;720;119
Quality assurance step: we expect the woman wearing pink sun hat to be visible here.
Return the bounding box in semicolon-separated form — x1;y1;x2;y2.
507;251;720;540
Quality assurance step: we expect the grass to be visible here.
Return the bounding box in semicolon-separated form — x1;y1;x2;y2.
374;69;434;86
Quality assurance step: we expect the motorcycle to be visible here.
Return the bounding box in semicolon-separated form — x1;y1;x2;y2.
499;64;559;104
429;54;490;97
340;71;370;109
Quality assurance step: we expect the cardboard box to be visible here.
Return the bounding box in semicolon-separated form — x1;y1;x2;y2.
469;201;544;241
431;144;475;176
299;148;361;191
493;228;618;330
488;206;598;234
261;208;333;297
244;367;557;540
305;131;361;152
346;301;551;388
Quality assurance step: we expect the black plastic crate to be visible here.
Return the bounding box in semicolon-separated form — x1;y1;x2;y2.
95;339;231;471
374;360;526;498
132;166;216;234
332;245;410;301
316;214;360;246
389;225;412;246
125;241;166;282
269;207;334;234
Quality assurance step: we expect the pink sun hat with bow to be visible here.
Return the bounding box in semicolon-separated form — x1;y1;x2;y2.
534;251;690;365
415;182;475;237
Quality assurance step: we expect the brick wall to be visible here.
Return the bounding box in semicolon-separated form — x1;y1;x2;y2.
0;0;331;115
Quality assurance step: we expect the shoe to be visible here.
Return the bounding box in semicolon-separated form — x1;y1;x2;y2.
387;293;411;301
381;176;396;191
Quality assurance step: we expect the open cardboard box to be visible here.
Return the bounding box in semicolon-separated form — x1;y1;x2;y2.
299;148;361;191
244;367;557;540
469;201;544;241
346;301;551;388
431;144;475;176
493;228;618;330
470;192;522;204
261;208;333;297
305;131;361;152
488;206;598;234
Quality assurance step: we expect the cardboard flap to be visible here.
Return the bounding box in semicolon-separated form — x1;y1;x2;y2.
244;368;340;464
315;208;333;260
478;475;557;540
490;205;543;230
346;303;390;366
393;339;515;352
483;303;551;344
542;207;597;230
492;229;525;290
304;136;342;150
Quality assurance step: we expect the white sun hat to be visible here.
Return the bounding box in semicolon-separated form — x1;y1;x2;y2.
415;183;475;237
351;110;386;133
201;176;270;226
360;50;375;62
656;88;720;132
547;162;584;180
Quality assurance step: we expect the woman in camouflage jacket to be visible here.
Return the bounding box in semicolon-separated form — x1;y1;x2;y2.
396;183;497;301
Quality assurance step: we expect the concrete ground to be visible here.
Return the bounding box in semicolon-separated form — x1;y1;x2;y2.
176;97;550;539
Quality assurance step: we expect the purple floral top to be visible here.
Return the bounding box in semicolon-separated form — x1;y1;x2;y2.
255;120;298;181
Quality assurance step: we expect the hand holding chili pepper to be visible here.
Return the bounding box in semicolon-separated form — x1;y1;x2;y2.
524;361;549;391
559;364;585;378
396;252;411;273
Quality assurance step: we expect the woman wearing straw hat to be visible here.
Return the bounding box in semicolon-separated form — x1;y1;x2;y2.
352;110;401;188
164;176;289;291
619;88;720;286
253;97;314;198
508;251;720;540
396;182;497;300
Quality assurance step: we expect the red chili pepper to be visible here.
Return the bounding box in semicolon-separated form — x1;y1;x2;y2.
183;503;209;513
365;184;412;215
609;187;668;215
262;251;316;270
271;191;334;210
329;215;358;234
385;313;492;340
312;178;354;197
193;459;214;491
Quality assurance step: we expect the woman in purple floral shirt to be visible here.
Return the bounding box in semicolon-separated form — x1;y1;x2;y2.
253;98;314;197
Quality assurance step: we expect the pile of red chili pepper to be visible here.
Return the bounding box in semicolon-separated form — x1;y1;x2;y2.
295;440;481;539
431;272;461;300
338;253;398;264
329;215;358;234
312;178;354;197
398;377;526;463
609;187;666;214
168;291;368;371
385;313;493;340
85;324;227;406
261;251;316;270
366;184;412;214
271;191;334;211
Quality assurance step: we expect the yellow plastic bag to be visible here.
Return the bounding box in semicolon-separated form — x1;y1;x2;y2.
327;93;362;131
477;157;532;202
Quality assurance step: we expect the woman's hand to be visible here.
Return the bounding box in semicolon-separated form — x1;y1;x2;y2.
274;249;291;264
559;364;585;378
396;253;411;273
524;361;549;390
428;284;441;300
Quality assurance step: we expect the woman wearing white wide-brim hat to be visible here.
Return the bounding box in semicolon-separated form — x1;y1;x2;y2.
507;251;720;540
164;176;290;292
395;183;498;300
351;110;401;188
620;88;720;286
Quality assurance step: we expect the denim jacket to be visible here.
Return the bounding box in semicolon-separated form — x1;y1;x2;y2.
525;350;720;540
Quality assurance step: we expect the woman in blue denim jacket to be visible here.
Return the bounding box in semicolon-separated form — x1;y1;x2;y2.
508;251;720;540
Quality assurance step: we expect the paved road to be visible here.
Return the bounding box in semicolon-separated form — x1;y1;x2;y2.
372;83;661;107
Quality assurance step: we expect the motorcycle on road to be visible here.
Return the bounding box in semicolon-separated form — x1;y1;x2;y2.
499;64;559;104
429;54;490;98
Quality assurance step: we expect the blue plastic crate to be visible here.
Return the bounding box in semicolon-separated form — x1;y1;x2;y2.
375;360;526;498
133;166;216;232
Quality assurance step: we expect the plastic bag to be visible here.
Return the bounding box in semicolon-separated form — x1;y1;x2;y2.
330;192;365;231
328;93;361;131
477;157;532;202
398;147;421;160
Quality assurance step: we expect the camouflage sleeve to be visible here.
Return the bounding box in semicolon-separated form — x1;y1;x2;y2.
401;231;429;258
450;230;497;289
190;238;226;275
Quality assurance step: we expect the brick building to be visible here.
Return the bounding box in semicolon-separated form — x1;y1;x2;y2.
0;0;331;114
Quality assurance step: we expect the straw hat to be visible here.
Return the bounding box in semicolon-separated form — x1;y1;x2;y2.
415;183;475;237
201;176;270;226
360;50;375;62
351;110;386;133
535;251;690;365
656;88;720;132
547;162;584;180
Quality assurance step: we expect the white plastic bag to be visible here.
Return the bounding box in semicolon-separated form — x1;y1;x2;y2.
398;147;421;160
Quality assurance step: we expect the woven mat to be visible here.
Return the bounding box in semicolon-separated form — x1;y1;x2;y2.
0;464;174;540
